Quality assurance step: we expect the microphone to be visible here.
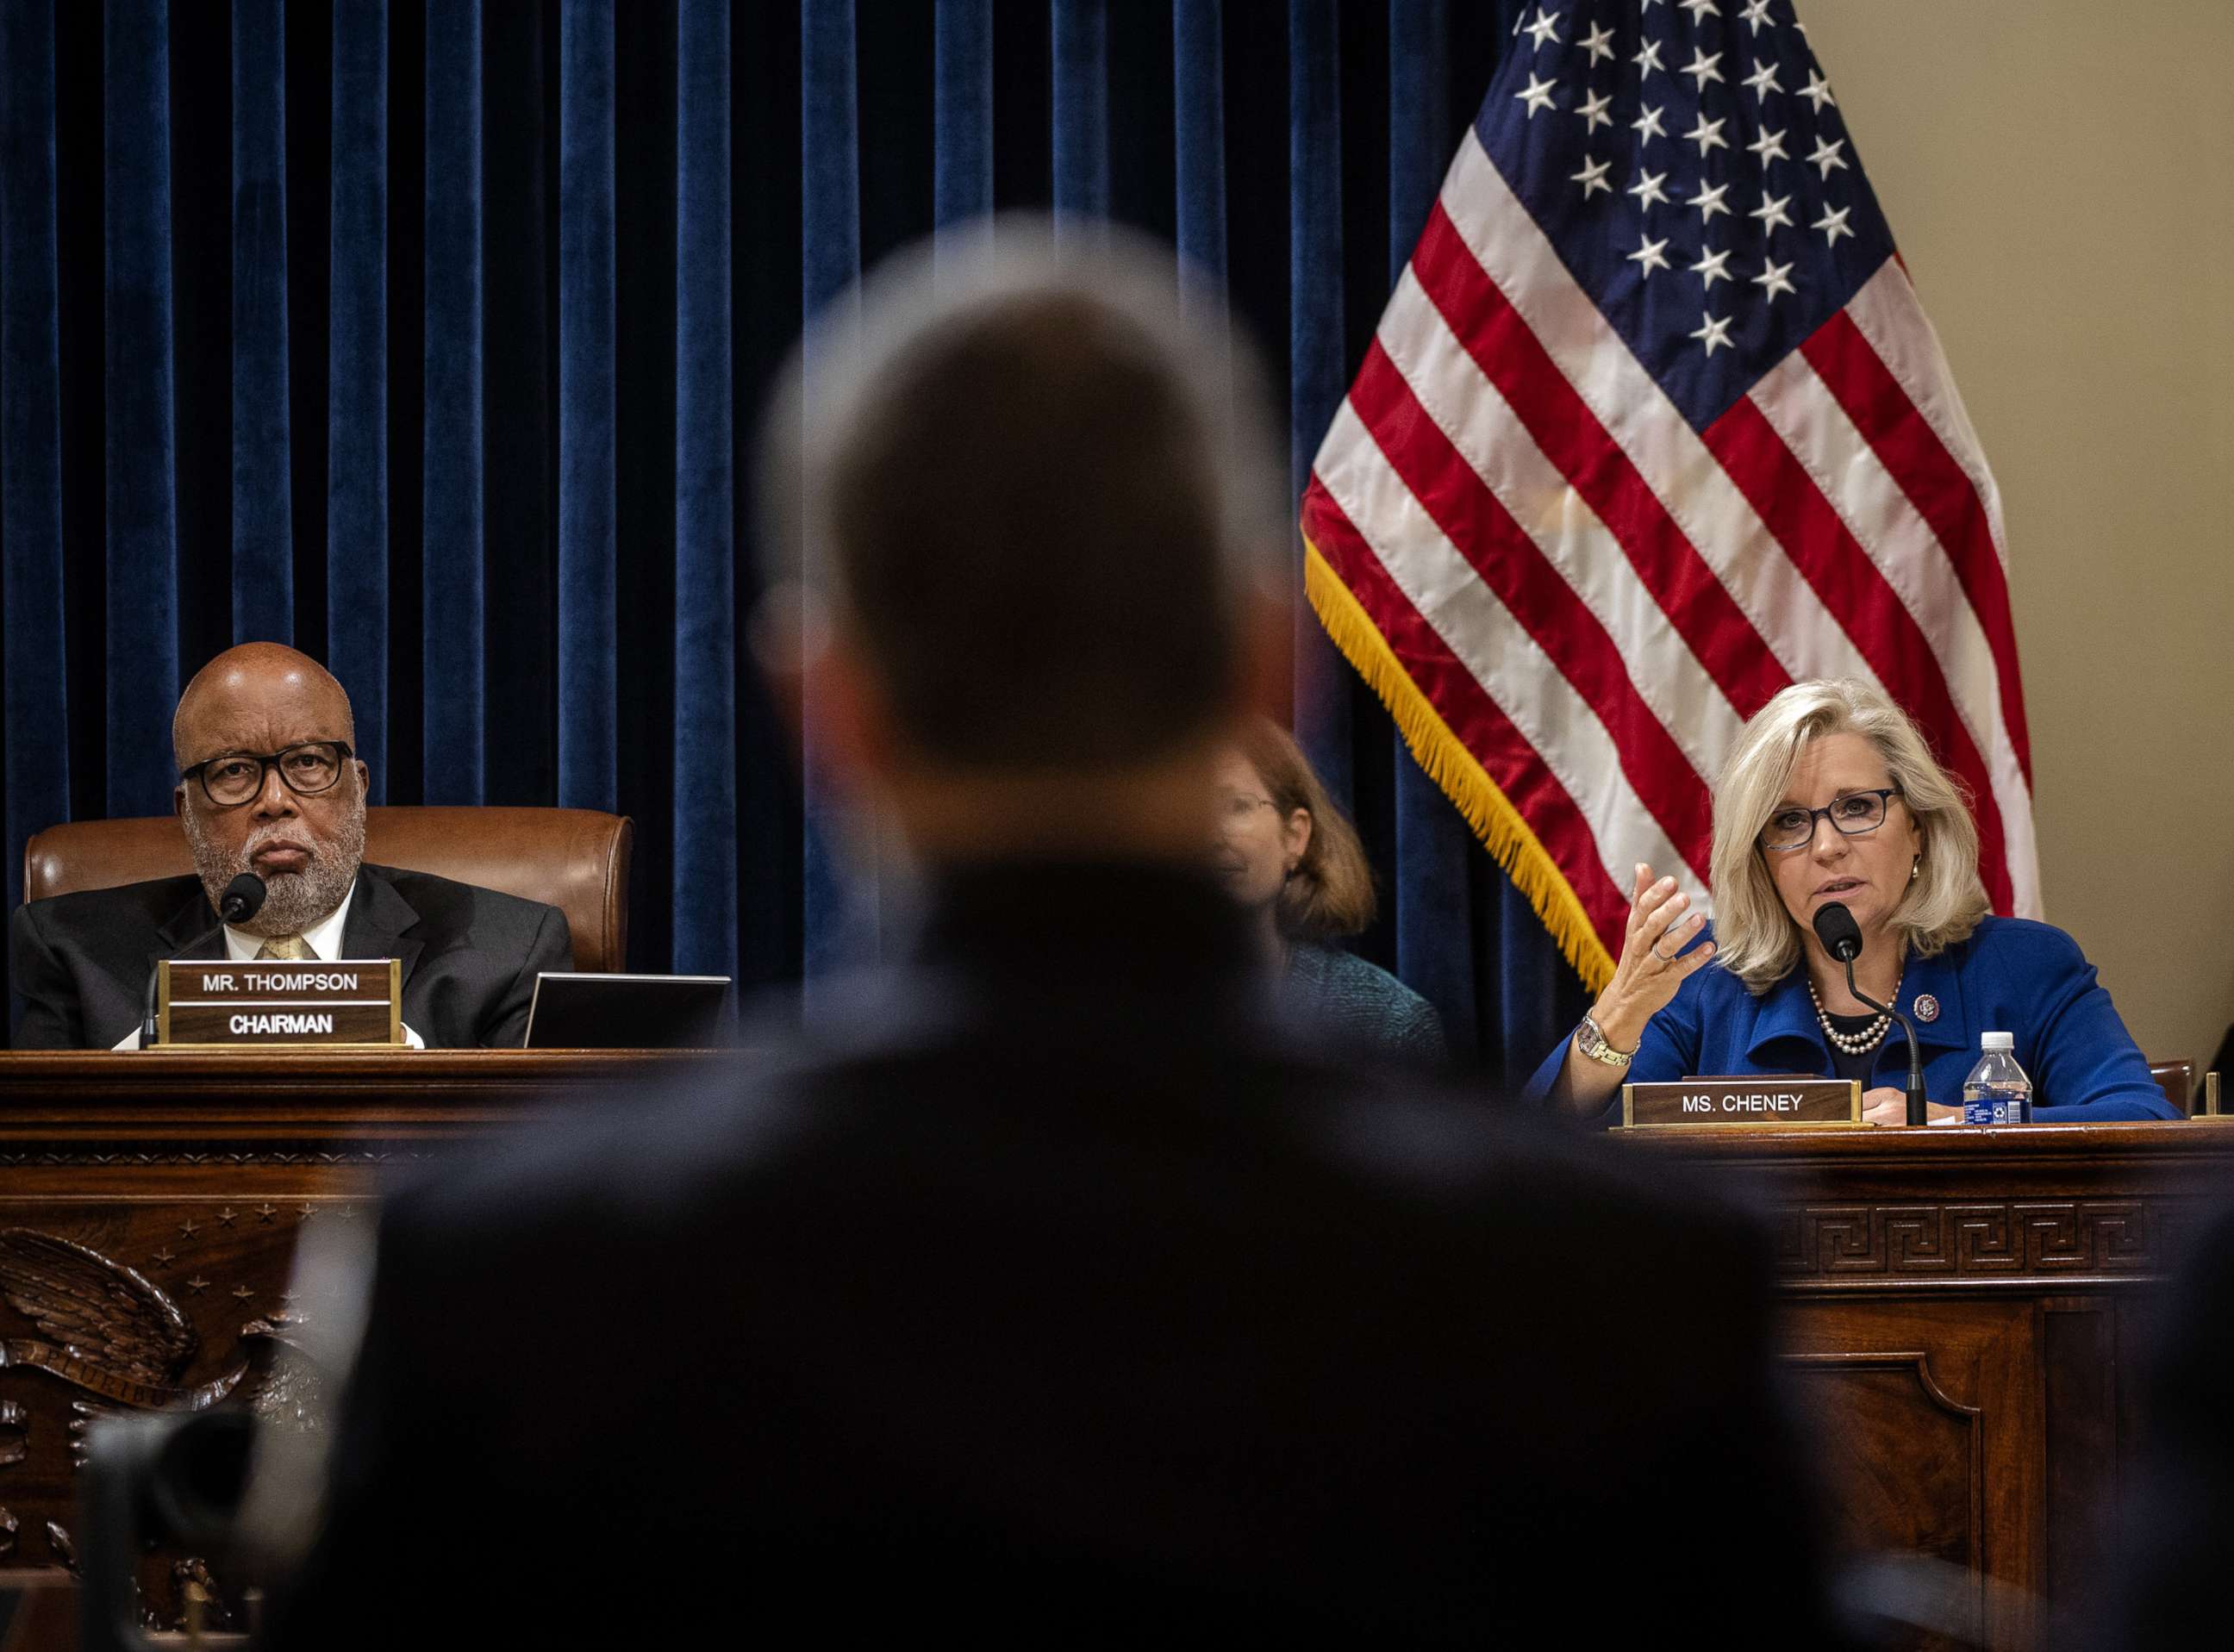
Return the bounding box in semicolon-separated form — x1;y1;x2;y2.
1811;901;1926;1126
140;874;267;1047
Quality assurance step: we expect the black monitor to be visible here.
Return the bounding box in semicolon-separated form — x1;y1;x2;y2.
521;972;732;1049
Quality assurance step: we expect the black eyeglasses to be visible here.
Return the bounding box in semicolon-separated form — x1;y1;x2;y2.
1216;791;1279;832
181;741;355;808
1758;788;1900;854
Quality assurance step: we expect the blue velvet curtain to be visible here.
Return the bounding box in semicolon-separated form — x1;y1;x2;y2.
0;0;1588;1077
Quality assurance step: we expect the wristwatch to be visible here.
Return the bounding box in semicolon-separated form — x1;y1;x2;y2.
1574;1010;1636;1068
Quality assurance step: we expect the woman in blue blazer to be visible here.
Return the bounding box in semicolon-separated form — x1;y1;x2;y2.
1527;679;2176;1125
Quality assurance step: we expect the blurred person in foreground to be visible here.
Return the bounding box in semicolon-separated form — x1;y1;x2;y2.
265;222;1838;1647
1528;677;2175;1125
2101;1202;2234;1648
1214;717;1444;1062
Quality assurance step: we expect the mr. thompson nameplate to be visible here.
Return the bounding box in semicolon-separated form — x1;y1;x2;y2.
1620;1077;1863;1129
158;958;402;1046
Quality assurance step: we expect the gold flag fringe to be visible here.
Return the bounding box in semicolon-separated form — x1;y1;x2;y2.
1302;539;1615;994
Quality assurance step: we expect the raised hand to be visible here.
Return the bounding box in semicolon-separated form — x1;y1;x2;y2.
1556;863;1718;1113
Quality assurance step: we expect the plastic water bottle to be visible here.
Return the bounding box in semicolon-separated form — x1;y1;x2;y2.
1963;1032;2032;1125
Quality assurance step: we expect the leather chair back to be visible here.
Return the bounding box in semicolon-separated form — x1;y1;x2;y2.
21;807;633;973
2150;1058;2195;1118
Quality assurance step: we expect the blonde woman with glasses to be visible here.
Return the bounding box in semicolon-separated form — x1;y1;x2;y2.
1527;679;2175;1125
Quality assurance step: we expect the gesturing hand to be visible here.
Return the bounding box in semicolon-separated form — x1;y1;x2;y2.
1589;863;1717;1053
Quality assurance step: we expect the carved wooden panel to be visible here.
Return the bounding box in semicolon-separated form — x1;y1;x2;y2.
1782;1296;2042;1650
0;1183;372;1630
1785;1351;1982;1573
0;1050;697;1642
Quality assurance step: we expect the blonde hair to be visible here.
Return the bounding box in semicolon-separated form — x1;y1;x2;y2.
1709;679;1989;991
1238;718;1376;944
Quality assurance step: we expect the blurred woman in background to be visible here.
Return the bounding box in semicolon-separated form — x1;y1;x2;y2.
1215;719;1445;1063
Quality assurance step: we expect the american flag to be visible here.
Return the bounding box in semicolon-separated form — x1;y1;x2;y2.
1299;0;2035;988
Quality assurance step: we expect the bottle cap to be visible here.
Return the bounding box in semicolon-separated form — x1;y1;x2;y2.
1981;1031;2013;1051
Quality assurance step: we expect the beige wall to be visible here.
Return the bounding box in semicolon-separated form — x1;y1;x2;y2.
1800;0;2234;1074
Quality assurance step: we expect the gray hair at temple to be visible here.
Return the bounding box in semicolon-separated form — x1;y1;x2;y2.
759;218;1284;772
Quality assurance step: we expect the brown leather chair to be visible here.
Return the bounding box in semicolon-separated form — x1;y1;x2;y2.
2150;1058;2196;1118
20;807;633;972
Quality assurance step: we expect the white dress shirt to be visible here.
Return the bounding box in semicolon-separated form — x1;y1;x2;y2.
220;879;359;963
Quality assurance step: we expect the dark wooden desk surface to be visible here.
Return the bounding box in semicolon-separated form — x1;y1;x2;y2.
1617;1120;2234;1649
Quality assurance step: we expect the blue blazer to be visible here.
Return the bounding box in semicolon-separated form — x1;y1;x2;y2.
1524;915;2179;1123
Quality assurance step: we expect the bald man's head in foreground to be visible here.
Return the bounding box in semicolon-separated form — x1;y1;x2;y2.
172;644;369;937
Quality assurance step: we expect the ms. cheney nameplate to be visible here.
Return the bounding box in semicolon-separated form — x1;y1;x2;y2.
158;958;402;1046
1620;1077;1863;1128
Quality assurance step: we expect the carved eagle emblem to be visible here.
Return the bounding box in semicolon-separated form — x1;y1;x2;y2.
0;1228;253;1412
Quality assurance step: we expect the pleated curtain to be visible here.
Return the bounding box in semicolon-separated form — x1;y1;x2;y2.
0;0;1588;1081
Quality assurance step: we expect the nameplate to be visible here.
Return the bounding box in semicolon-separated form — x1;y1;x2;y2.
1620;1077;1863;1128
158;959;402;1047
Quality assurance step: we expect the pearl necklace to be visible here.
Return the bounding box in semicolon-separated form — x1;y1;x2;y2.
1808;973;1903;1056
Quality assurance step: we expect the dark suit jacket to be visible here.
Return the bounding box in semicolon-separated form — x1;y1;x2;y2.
268;862;1837;1647
8;862;571;1050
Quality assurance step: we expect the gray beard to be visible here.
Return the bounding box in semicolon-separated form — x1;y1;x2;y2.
182;803;367;940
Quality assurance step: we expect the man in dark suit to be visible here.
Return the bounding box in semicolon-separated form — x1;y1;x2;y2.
265;227;1839;1645
9;643;571;1049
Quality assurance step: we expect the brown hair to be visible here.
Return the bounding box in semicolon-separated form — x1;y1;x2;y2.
1239;718;1376;943
770;222;1283;773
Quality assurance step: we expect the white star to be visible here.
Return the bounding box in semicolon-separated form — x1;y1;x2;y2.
1691;311;1737;355
1690;181;1732;221
1571;153;1613;197
1681;47;1725;89
1521;8;1563;50
1576;88;1614;133
1807;135;1849;178
1628;234;1674;277
1579;21;1616;64
1691;245;1734;289
1746;126;1789;165
1800;69;1836;112
1813;203;1854;246
1633;103;1669;144
1679;0;1719;22
1753;258;1797;301
1682;113;1729;155
1514;72;1559;118
1743;59;1783;100
1749;192;1794;232
1628;168;1671;209
1633;38;1666;79
1739;0;1775;33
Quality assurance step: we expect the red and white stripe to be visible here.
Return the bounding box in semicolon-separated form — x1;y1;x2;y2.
1303;128;2037;964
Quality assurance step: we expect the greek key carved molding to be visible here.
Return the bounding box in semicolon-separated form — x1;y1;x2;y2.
1773;1200;2197;1282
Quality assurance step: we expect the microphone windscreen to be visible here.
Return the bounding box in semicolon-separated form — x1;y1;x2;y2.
1811;901;1863;962
222;872;268;925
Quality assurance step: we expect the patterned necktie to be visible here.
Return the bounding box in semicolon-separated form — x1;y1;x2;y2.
255;935;315;961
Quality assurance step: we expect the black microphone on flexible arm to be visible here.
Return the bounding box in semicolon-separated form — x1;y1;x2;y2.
1811;901;1925;1127
139;873;267;1047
